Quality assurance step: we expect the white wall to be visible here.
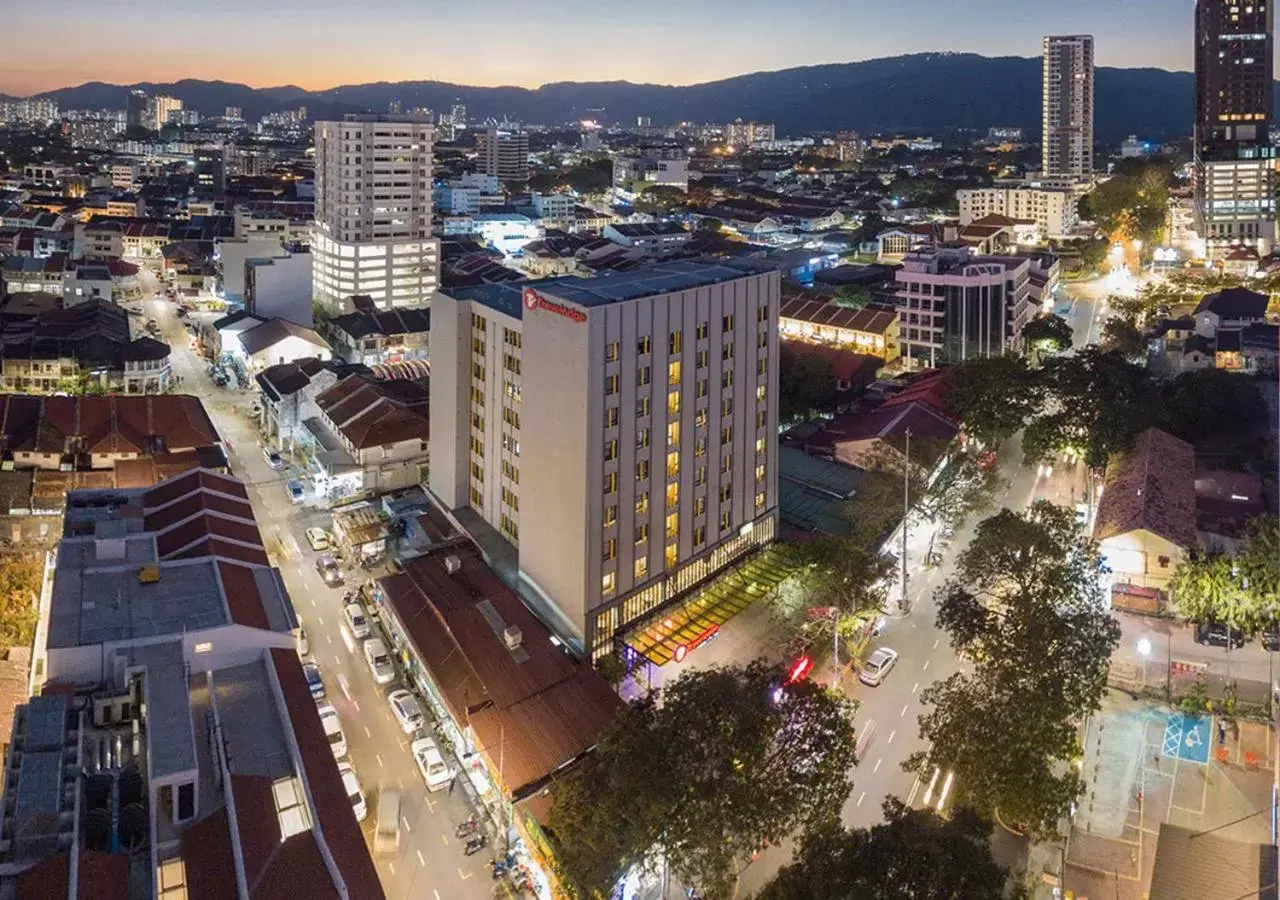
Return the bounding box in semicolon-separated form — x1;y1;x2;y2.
249;252;314;327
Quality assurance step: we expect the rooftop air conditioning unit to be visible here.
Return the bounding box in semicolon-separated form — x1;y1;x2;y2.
444;555;462;575
503;626;522;651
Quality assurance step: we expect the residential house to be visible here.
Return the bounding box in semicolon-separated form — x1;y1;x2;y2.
325;305;430;367
777;445;865;538
601;222;691;256
229;317;332;373
255;357;350;449
1092;427;1196;593
1193;286;1268;337
808;390;959;470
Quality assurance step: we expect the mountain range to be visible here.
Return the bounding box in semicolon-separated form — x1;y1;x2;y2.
16;53;1224;140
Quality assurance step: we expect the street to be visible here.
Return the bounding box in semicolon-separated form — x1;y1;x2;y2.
142;279;497;900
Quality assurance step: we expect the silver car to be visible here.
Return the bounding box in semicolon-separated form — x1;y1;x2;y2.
859;647;899;687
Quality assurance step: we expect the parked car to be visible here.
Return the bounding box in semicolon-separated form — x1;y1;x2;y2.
317;704;347;758
858;647;900;686
263;448;284;470
304;527;330;551
302;660;325;699
411;737;452;792
338;761;367;822
295;626;309;658
343;602;370;640
374;788;402;855
1195;622;1245;650
388;689;424;734
286;480;305;504
1262;625;1280;652
363;638;395;685
315;556;344;587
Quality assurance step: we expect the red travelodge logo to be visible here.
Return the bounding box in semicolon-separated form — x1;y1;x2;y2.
522;287;586;323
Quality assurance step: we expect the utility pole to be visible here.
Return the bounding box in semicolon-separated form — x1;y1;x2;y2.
901;428;911;612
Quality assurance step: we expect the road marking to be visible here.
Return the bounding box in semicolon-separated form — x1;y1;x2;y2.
316;616;325;626
872;758;882;774
857;791;866;806
325;633;333;645
403;817;412;833
417;850;425;867
388;862;395;876
424;795;435;813
932;639;939;650
364;725;371;738
376;753;383;767
434;891;442;900
922;660;930;671
912;682;919;695
458;869;473;881
900;704;909;718
887;730;896;745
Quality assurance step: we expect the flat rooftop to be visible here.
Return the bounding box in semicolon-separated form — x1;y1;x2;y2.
210;660;292;780
129;640;196;779
451;258;776;319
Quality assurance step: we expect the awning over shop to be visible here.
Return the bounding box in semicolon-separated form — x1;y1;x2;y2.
622;546;798;666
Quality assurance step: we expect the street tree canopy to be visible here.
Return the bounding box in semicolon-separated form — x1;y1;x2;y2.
1159;368;1268;446
778;344;835;424
910;502;1119;837
0;554;40;646
758;800;1008;900
1100;316;1148;359
548;661;857;899
945;355;1040;447
1170;518;1280;633
1022;314;1073;358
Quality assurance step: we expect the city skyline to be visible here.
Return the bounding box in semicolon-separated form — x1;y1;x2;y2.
0;0;1217;96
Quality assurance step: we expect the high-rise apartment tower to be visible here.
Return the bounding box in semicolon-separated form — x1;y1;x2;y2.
1041;35;1095;179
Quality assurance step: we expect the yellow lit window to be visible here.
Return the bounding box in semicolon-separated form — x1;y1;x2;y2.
665;542;678;570
667;421;680;447
634;556;648;581
635;491;649;515
666;482;679;509
603;538;617;561
665;511;679;540
668;360;682;386
602;572;616;594
666;451;680;479
604;505;617;527
667;391;680;416
756;464;766;483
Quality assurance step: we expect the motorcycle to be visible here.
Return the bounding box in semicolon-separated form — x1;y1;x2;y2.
456;816;479;838
464;834;487;856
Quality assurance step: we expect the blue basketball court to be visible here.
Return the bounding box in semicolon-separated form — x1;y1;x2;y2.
1160;712;1211;764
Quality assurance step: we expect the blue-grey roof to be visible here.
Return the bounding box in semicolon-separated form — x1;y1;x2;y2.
454;259;776;319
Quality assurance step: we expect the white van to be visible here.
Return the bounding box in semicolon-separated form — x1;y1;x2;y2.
373;787;402;856
363;638;395;685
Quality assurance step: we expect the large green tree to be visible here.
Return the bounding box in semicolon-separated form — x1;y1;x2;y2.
778;344;835;424
1170;518;1280;633
758;800;1008;900
909;502;1119;837
1100;316;1148;359
1160;368;1268;445
946;355;1041;447
549;662;857;899
0;554;41;646
1022;314;1073;360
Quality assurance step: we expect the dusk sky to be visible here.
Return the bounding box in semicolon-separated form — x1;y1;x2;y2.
4;0;1205;96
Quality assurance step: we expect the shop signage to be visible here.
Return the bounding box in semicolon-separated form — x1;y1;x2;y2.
522;287;586;323
672;623;720;663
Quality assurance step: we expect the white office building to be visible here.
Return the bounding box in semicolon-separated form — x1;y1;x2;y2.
956;185;1079;239
1042;35;1095;179
311;113;439;313
429;260;780;658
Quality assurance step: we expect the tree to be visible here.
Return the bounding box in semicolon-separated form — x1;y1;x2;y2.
549;662;858;899
916;452;1005;545
1169;551;1262;631
1099;316;1147;358
1160;368;1268;445
908;502;1119;837
695;217;723;232
778;344;834;424
0;554;42;646
777;536;893;654
758;800;1008;900
833;284;872;309
1022;314;1073;360
1023;347;1161;468
1079;160;1173;248
946;355;1041;447
1237;517;1280;610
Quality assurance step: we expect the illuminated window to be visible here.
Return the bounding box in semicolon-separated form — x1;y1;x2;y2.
636;522;649;544
637;365;651;386
693;525;706;546
604;472;618;493
604;505;617;527
669;330;682;354
695;465;707;486
667;422;680;448
695;408;708;428
756;464;766;483
636;460;650;481
602;572;616;595
635;491;649;515
605;373;619;395
694;496;706;517
637;396;650;417
723;314;735;331
603;538;617;561
697;349;709;369
637;427;650;449
697;379;708;399
756;437;766;454
666;482;680;509
755;491;766;511
606;406;619;427
722;398;733;417
665;510;679;540
757;384;766;401
723;343;735;362
634;556;648;581
604;439;618;462
720;510;731;531
637;335;651;355
605;340;619;362
696;322;709;340
722;370;734;388
721;426;733;446
665;542;678;570
720;484;731;502
668;360;682;386
667;391;680;417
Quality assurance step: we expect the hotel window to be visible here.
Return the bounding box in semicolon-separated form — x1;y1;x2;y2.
471;412;484;431
636;522;649;544
695;436;706;458
605;340;619;362
504;328;522;348
758;304;768;323
695;408;708;428
723;343;735;362
721;456;732;474
637;365;651;386
720;484;731;502
605;373;619;395
669;330;682;354
470;486;484;508
470;461;484;481
756;411;766;429
667;391;680;417
635;491;649;515
694;525;706;546
757;332;767;349
695;465;707;486
756;437;766;454
755;491;767;511
637;335;651;355
665;542;678;570
697;379;708;399
634;556;648;581
721;398;733;417
694;496;706;517
667;422;680;448
502;460;520;484
666;482;679;509
604;439;618;462
720;510;731;531
605;472;618;494
756;384;766;402
604;505;617;527
603;538;617;561
471;336;484;355
696;349;709;370
637;396;650;417
606;406;619;427
471;362;485;380
758;358;768;375
723;314;735;331
636;460;650;481
637;427;650;449
665;511;679;540
602;572;616;595
668;360;682;386
722;370;734;389
721;425;733;446
696;321;709;340
756;464;766;483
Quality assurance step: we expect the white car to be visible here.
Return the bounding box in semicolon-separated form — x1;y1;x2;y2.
363;638;395;685
411;737;452;792
343;602;370;640
859;647;900;687
337;761;367;822
317;704;347;758
388;689;424;734
305;527;330;551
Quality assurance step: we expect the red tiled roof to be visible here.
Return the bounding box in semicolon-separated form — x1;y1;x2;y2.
778;297;898;335
77;849;129;900
180;806;239;900
316;374;429;450
379;544;622;796
268;649;385;900
217;560;270;630
15;849;71;900
143;467;248;509
817;400;959;449
251;834;340;900
0;395;219;461
781;340;883;383
1093;428;1197;549
882;369;956;418
228;773;282;892
171;538;270;567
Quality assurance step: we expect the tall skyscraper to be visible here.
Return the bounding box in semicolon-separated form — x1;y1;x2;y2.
476;128;531;183
1041;35;1094;179
1194;0;1275;257
150;95;183;131
311;113;439;313
451;103;467;129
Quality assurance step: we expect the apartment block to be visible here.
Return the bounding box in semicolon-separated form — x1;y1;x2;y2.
956;185;1078;239
1042;35;1095;179
475;128;531;183
311;114;439;313
429;260;780;658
